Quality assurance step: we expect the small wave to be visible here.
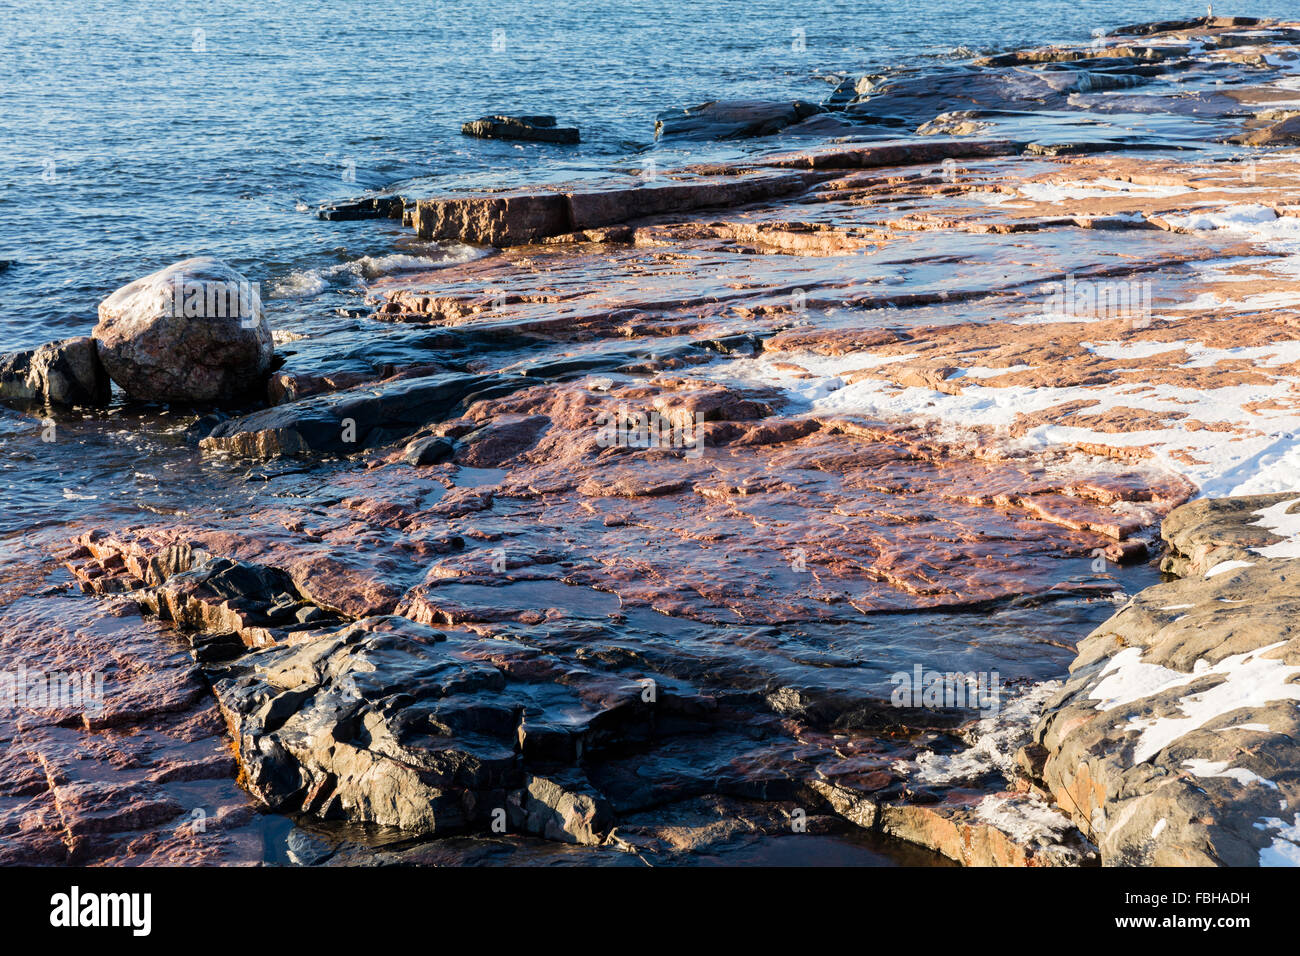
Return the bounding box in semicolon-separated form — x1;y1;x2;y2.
267;244;486;299
269;270;330;298
348;250;480;279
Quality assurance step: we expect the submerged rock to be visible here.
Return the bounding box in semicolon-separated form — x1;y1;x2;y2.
0;336;110;407
655;100;824;140
462;115;580;145
93;257;274;404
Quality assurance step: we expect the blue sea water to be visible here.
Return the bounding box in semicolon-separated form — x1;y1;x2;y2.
1;0;1296;352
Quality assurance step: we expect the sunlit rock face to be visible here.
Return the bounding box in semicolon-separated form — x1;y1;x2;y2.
94;257;273;404
1034;494;1300;867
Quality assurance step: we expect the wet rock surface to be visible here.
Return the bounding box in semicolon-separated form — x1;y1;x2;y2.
61;527;1111;863
0;584;268;865
199;370;515;458
1033;494;1300;865
655;100;825;140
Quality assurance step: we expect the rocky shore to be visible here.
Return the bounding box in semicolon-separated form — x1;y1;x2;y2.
5;16;1300;865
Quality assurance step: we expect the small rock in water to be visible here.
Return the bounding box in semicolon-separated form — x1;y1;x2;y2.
317;195;404;221
654;99;824;140
461;115;580;144
403;434;456;466
93;257;274;405
0;336;110;407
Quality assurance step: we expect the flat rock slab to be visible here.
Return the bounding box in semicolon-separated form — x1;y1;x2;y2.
407;171;813;246
655;100;824;140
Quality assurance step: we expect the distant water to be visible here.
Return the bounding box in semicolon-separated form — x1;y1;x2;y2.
1;0;1295;352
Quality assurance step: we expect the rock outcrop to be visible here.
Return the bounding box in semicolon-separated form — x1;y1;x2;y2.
317;195;405;222
16;17;1300;867
93;257;274;404
1033;493;1300;865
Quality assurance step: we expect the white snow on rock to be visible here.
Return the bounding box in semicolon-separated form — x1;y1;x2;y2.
974;793;1075;844
1163;203;1300;254
1182;758;1279;790
1250;496;1300;559
1256;816;1300;866
902;680;1061;787
709;347;1300;499
1092;642;1300;763
1205;559;1255;578
1018;179;1193;203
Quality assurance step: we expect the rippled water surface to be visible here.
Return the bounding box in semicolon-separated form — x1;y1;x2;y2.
2;0;1295;351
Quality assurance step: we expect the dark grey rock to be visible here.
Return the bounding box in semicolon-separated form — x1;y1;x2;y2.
317;195;405;221
200;371;525;458
403;434;456;466
205;615;621;842
0;336;111;407
462;115;580;145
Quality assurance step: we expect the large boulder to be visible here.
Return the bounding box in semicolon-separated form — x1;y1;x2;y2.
93;257;273;404
0;336;110;407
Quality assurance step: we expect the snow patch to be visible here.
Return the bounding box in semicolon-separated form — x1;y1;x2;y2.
974;793;1075;844
1206;559;1254;578
1099;642;1300;763
1182;758;1278;790
1250;496;1300;559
